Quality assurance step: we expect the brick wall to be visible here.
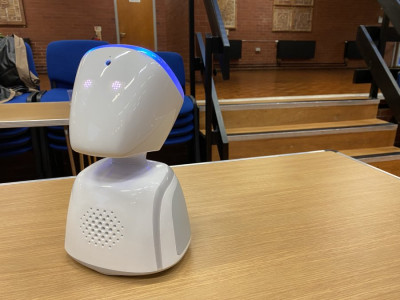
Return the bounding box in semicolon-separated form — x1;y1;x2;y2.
0;0;117;73
0;0;383;73
215;0;381;68
156;0;168;51
156;0;190;82
159;0;382;73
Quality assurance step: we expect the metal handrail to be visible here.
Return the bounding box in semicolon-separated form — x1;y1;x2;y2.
355;0;400;122
189;0;230;161
196;33;229;161
377;0;400;34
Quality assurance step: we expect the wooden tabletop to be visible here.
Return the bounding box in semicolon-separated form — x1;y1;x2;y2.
0;102;70;128
1;151;400;299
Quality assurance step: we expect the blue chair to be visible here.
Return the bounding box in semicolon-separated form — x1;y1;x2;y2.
1;42;39;153
46;40;109;89
40;40;108;175
0;42;42;181
41;39;109;102
147;51;199;164
0;128;32;157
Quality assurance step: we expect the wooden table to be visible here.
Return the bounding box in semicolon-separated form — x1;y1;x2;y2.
0;102;73;177
1;151;400;299
0;102;70;128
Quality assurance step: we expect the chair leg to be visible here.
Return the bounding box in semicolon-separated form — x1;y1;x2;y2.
39;127;53;177
64;126;77;176
193;102;201;163
79;153;85;171
77;154;98;172
30;127;45;178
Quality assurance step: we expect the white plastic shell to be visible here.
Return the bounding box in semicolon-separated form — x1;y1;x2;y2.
69;45;183;157
65;155;191;275
65;46;190;276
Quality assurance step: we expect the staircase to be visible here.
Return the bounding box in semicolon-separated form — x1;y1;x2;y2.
192;0;400;175
199;94;400;176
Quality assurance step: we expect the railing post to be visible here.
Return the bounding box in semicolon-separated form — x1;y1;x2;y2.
357;25;400;122
189;0;195;97
194;0;231;162
205;34;214;161
370;14;390;98
377;0;400;34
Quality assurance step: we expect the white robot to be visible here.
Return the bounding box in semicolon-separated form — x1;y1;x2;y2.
64;45;191;275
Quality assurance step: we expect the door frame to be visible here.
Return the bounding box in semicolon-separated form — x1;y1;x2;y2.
113;0;158;50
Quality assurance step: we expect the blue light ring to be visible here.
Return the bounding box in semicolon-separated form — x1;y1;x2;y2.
86;44;184;99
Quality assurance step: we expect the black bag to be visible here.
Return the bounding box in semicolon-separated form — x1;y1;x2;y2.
0;35;39;103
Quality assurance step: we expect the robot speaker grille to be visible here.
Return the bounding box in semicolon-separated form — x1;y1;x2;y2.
79;207;124;249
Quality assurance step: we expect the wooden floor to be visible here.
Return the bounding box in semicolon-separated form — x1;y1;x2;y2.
191;68;371;100
40;68;371;100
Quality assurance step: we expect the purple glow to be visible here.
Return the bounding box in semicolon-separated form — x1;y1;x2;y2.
111;81;123;90
83;79;93;88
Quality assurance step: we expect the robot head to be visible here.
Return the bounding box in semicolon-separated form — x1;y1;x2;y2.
69;45;184;157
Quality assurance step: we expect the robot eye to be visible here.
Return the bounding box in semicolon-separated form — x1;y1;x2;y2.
83;79;93;88
111;81;122;90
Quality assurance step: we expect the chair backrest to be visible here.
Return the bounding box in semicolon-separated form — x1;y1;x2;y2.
46;40;108;89
0;42;38;165
0;127;32;157
155;51;186;93
25;43;39;79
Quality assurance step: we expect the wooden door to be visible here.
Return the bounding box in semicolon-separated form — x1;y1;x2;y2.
116;0;155;50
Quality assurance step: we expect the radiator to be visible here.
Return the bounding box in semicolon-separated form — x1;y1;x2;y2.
276;40;316;60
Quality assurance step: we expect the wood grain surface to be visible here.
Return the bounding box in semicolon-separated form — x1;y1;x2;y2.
0;102;70;128
1;151;400;299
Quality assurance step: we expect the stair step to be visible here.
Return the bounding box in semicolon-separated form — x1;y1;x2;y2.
199;98;380;129
340;147;400;177
197;93;383;105
340;146;400;158
199;94;399;176
365;159;400;177
224;119;391;135
208;120;397;160
202;119;395;136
